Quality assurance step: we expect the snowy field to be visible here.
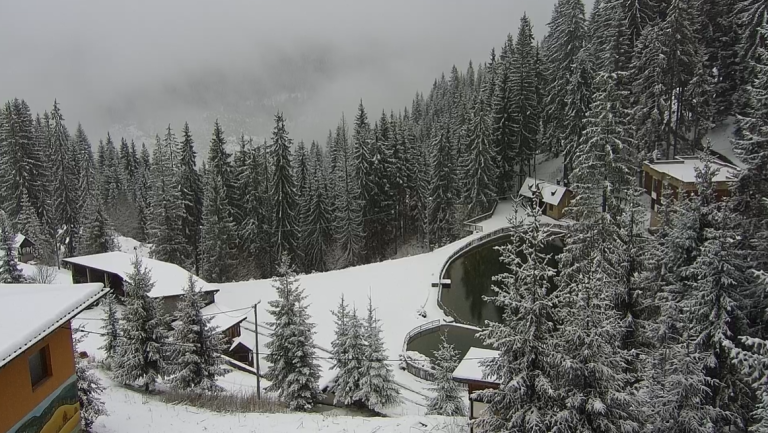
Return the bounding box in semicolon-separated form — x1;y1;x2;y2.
92;372;467;433
215;233;489;416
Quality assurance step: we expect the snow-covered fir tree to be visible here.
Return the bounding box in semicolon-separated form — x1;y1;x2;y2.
509;14;540;187
333;115;365;268
355;298;400;412
0;210;23;283
77;192;119;256
427;124;456;247
113;255;169;392
474;200;562;432
148;133;189;269
677;151;754;429
177;122;203;274
269;113;299;263
73;331;106;431
100;293;120;364
167;274;226;393
301;141;332;272
264;254;321;411
50;100;80;258
425;334;465;417
461;92;498;216
734;19;768;230
331;301;366;406
541;0;587;157
199;122;236;283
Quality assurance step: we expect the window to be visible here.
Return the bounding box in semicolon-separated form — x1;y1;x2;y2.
29;345;51;388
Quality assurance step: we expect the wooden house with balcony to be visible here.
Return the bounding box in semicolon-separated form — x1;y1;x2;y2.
642;156;740;227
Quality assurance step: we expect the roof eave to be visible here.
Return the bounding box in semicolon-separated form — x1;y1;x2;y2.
0;286;109;370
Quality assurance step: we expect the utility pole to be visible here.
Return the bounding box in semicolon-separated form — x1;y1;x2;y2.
253;300;262;400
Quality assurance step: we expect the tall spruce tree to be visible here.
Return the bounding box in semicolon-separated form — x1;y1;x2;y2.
509;14;540;189
427;124;456;247
77;192;119;256
355;298;400;412
199;154;236;283
330;296;366;406
541;0;587;157
148;134;189;269
168;274;227;393
425;334;466;417
461;94;498;215
269;113;299;263
50;100;79;258
100;293;120;363
264;255;321;411
334;114;364;268
474;201;562;432
113;255;169;392
177;122;203;274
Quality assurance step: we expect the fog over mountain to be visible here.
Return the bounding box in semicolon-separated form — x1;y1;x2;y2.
0;0;592;150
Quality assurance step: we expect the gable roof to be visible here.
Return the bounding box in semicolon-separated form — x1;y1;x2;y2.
62;252;218;298
13;234;32;249
0;283;108;369
452;347;500;385
644;156;740;183
518;177;569;206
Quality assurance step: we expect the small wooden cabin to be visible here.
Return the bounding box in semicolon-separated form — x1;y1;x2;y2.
518;177;573;220
642;156;739;227
14;235;35;263
452;347;500;427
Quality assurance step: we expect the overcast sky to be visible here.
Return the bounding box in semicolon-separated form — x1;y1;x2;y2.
0;0;594;146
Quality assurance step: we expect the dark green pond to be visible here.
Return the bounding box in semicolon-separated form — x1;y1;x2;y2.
406;235;563;361
440;236;563;328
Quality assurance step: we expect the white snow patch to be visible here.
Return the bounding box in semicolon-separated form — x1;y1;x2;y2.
117;236;152;259
451;347;499;384
707;118;744;168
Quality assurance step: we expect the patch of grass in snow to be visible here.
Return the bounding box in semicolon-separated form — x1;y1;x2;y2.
157;388;287;414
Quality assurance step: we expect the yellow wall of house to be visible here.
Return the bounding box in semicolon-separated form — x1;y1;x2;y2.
0;324;78;433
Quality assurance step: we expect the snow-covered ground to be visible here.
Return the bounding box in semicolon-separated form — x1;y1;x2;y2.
707;117;743;168
92;372;467;433
214;235;484;416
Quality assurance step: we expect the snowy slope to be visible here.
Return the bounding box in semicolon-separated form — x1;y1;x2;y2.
707;117;744;168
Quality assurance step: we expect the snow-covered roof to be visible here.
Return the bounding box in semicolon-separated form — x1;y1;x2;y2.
13;234;29;249
0;283;108;369
452;347;500;384
518;177;569;206
62;252;218;298
200;302;247;332
645;156;740;183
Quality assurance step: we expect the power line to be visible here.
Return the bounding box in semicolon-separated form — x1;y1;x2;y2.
72;306;251;321
67;326;498;363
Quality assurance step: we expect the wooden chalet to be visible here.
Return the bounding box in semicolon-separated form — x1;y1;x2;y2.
452;347;500;427
642;156;740;227
518;177;573;220
14;235;35;263
62;252;246;345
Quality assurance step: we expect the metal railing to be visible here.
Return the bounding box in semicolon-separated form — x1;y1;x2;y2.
461;200;500;233
400;319;441;381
